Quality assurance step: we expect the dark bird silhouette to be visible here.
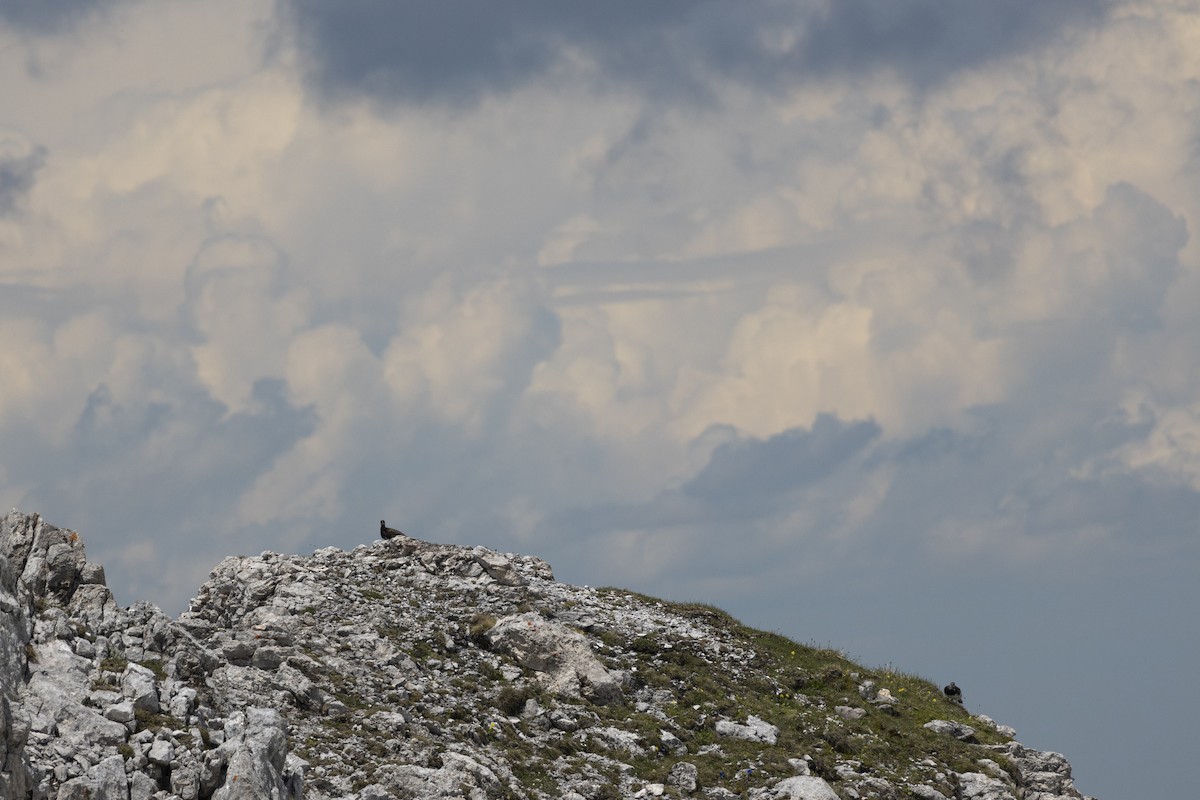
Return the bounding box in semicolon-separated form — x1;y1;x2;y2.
944;682;963;705
380;520;404;540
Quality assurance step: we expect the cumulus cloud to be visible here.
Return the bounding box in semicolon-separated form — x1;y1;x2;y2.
2;0;1195;600
184;233;310;413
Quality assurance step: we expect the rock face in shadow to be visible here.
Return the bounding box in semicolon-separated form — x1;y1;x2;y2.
0;509;1099;800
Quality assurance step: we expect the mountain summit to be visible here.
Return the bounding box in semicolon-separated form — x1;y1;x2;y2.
0;510;1095;800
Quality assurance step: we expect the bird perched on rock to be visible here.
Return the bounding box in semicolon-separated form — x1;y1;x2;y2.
380;520;404;540
944;682;963;705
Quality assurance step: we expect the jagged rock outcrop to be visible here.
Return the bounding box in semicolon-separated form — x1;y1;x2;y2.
1;511;301;800
0;510;1098;800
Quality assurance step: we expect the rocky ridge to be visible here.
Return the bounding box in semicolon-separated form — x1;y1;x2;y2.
0;510;1096;800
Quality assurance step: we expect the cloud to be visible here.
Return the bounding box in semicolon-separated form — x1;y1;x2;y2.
1;0;1194;613
184;232;310;413
682;413;881;514
281;0;1115;108
0;134;44;216
544;397;1200;604
0;0;125;35
0;299;316;604
282;0;745;107
0;3;1197;796
797;0;1113;87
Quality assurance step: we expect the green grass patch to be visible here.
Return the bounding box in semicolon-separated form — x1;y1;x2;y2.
134;707;182;733
141;658;167;681
99;655;128;673
468;613;497;647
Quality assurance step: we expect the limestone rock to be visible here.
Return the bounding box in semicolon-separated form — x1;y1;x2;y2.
763;775;841;800
957;772;1018;800
372;751;502;798
472;547;527;587
1003;741;1086;798
924;719;977;741
211;708;290;800
0;510;1101;800
120;663;160;713
89;754;129;800
56;702;129;749
660;729;687;756
715;714;779;744
147;737;174;766
486;611;622;703
128;771;157;800
668;761;698;793
103;700;134;724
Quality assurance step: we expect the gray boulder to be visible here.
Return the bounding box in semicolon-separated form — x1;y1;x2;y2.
924;719;976;741
472;548;527;587
486;612;622;703
57;777;100;800
667;762;698;793
212;708;290;800
55;701;129;749
763;775;840;800
956;772;1017;800
103;700;135;724
1004;741;1083;798
128;771;157;800
147;737;174;766
373;752;502;798
121;663;160;713
715;715;779;744
89;754;130;800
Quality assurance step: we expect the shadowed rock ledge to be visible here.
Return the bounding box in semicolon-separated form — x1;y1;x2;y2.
0;510;1097;800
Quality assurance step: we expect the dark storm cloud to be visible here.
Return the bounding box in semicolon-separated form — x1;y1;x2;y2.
798;0;1112;87
0;145;44;216
543;398;1200;585
282;0;1114;107
545;414;881;541
0;0;121;34
860;406;1200;557
683;414;881;512
53;379;315;523
282;0;737;106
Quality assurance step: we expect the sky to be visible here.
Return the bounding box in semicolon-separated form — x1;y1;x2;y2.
1;1;1196;796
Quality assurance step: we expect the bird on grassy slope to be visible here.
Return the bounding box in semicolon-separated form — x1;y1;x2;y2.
380;520;404;540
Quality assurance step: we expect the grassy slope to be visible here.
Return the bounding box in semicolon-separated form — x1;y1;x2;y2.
580;589;1013;797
